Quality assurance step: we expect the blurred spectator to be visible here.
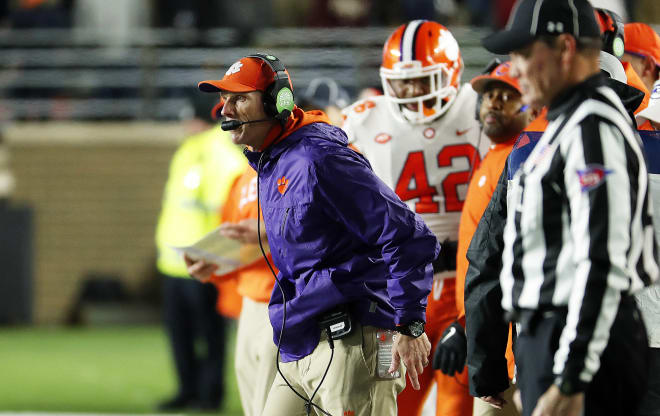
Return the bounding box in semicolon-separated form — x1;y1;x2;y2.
590;0;629;21
634;0;660;23
297;77;351;125
154;0;219;29
464;0;491;26
0;130;15;202
401;0;436;21
306;0;371;27
493;1;632;30
154;91;246;411
73;0;151;48
433;0;459;24
217;0;273;33
492;0;517;29
155;0;275;31
8;0;71;28
271;0;310;27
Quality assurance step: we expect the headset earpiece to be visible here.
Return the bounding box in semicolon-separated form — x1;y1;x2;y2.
475;95;482;122
595;9;625;59
247;53;295;125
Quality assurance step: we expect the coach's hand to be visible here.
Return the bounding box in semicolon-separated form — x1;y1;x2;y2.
184;254;218;282
432;321;467;376
390;332;431;390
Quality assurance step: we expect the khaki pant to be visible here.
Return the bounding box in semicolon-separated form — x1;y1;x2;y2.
262;324;406;416
473;384;520;416
235;298;278;416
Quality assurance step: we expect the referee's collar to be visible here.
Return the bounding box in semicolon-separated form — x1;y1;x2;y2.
546;73;606;121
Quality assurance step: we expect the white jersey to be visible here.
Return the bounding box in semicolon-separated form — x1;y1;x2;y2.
342;84;488;242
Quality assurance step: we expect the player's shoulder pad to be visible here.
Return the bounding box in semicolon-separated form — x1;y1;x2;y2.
456;82;478;104
341;95;388;124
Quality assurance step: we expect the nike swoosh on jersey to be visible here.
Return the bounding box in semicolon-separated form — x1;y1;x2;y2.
440;326;456;343
456;128;472;136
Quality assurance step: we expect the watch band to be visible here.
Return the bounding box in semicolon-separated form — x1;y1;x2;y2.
395;320;425;338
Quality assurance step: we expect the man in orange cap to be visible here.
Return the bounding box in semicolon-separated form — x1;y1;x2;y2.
433;59;537;416
186;53;439;416
622;23;660;93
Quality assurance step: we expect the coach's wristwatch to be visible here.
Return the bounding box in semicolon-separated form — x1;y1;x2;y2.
395;320;425;338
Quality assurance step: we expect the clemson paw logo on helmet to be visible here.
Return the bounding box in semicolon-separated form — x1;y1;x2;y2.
225;61;243;76
277;176;289;195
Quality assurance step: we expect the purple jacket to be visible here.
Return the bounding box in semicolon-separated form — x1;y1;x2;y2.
245;122;439;362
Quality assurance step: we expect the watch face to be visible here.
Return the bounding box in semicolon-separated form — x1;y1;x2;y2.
409;321;424;337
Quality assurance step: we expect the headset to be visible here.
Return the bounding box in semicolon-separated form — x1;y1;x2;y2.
595;8;625;59
247;53;295;125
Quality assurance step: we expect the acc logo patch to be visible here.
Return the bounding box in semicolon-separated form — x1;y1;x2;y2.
423;127;436;139
577;164;612;192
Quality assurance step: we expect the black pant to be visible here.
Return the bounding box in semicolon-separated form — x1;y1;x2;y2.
514;297;649;416
162;274;226;406
639;347;660;416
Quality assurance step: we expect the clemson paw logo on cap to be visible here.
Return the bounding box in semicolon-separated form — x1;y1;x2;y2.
277;176;289;195
225;61;243;76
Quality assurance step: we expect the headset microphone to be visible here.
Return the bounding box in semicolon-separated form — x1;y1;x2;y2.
221;118;271;131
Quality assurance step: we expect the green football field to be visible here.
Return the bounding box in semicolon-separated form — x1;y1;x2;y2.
0;325;242;415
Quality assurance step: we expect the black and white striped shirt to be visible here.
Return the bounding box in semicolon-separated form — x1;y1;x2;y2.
500;74;659;385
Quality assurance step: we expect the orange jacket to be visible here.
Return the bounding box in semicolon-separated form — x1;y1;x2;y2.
456;139;516;321
259;106;330;151
457;110;548;380
455;109;549;319
622;61;650;114
211;167;277;304
640;120;655;130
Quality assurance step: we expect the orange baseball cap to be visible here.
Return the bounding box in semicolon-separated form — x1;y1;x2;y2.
624;23;660;68
198;57;276;93
470;61;521;94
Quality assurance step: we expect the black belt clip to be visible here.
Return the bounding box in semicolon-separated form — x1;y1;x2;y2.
317;304;353;340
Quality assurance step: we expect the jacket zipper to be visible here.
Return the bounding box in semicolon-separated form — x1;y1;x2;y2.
280;207;290;235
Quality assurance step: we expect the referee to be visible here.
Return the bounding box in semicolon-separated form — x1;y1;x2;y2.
481;1;659;416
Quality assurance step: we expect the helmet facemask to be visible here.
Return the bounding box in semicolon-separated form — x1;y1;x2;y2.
381;60;461;124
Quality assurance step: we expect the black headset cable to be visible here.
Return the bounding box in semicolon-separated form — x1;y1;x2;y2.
256;151;334;416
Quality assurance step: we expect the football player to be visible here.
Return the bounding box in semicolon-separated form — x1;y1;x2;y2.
342;19;489;416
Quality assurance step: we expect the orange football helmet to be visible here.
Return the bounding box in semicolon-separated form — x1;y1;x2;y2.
380;20;463;124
